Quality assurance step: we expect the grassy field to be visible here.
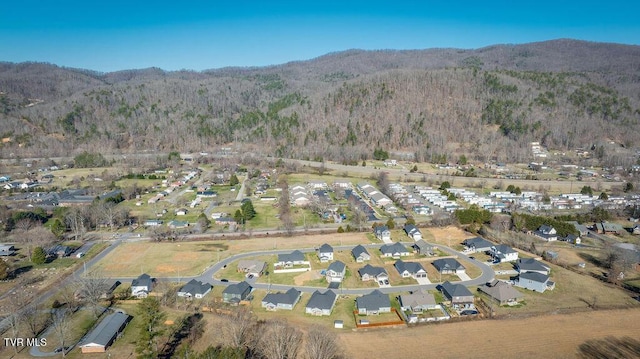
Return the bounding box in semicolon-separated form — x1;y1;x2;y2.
92;241;228;277
339;308;640;359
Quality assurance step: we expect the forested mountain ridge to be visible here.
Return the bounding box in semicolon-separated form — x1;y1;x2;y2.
1;39;639;165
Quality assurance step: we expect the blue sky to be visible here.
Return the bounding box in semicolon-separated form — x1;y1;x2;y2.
1;1;639;72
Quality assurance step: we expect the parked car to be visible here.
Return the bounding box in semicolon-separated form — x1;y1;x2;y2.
220;278;229;282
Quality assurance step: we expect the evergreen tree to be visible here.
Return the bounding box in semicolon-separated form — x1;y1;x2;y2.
241;200;256;221
234;209;244;224
136;297;167;359
229;174;239;186
32;246;47;264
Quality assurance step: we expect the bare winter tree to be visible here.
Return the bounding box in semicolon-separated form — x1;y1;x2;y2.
305;325;343;359
21;303;48;338
257;319;303;359
18;225;56;261
75;270;111;318
65;207;89;240
50;307;72;357
222;307;257;350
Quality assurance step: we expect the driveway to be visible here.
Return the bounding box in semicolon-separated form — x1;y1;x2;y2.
416;277;431;285
456;272;471;281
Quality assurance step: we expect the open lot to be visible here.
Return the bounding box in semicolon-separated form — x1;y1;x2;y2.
339;308;640;359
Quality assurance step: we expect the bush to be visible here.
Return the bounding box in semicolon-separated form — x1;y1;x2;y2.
32;246;47;264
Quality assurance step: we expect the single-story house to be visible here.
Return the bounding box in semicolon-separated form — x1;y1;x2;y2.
380;242;410;258
144;219;163;226
478;280;524;305
318;243;334;262
351;245;371;262
79;312;132;353
403;224;423;241
261;288;302;311
516;258;551;275
0;244;16;256
489;244;519;262
567;221;590;236
237;260;267;277
275;250;307;268
462;237;494;253
432;258;465;274
167;219;189;229
439;281;475;309
222;281;253;304
515;272;555;293
413;240;434;256
534;225;558;241
177;279;212;299
373;225;391;242
563;233;581;244
594;222;624;235
305;290;337;316
358;264;389;282
394;260;427;279
326;261;346;283
356;290;391;315
175;208;188;216
399;290;437;312
131;273;155;298
48;245;72;258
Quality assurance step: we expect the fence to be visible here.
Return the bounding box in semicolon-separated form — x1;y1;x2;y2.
353;308;405;329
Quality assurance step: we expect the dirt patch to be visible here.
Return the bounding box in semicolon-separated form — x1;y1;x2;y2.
294;270;322;286
339;309;640;359
428;226;473;245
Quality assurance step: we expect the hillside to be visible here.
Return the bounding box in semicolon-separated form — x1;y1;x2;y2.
0;39;639;165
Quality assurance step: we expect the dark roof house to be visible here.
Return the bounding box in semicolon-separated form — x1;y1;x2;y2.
356;290;391;315
79;312;132;353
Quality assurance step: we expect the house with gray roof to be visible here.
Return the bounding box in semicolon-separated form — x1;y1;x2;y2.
399;290;437;313
305;290;337;316
373;225;391;242
358;264;389;282
394;260;427;279
326;261;346;283
131;274;155;298
462;237;494;253
0;244;16;256
478;280;524;305
534;224;558;241
594;222;624;235
489;244;519;262
177;279;212;299
567;221;589;236
222;281;252;304
516;258;551;275
79;312;132;353
275;250;307;268
439;281;475;309
413;240;434;256
515;272;555;293
403;224;422;241
356;290;391;315
318;244;334;262
262;288;302;311
380;242;410;258
563;233;581;244
351;245;371;262
237;260;267;277
432;258;465;274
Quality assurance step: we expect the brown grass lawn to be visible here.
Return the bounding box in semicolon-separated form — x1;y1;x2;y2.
428;226;476;246
91;232;371;277
340;308;640;359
